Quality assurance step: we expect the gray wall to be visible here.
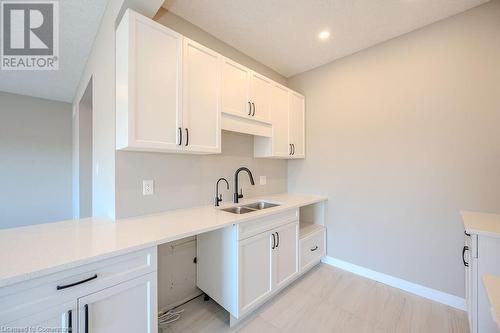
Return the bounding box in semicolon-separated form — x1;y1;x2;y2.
288;1;500;298
115;11;289;218
116;131;287;218
0;92;73;229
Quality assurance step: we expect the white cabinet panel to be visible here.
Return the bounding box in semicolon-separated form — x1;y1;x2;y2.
289;92;305;158
271;84;290;157
222;58;250;118
78;272;157;333
476;236;500;333
238;231;272;315
182;39;221;153
116;10;182;152
3;301;75;333
273;222;299;290
249;73;272;123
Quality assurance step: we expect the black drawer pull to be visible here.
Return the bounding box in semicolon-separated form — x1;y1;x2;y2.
462;246;469;267
310;246;319;252
57;274;98;290
271;233;276;249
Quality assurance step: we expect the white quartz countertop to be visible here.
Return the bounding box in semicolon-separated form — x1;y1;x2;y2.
0;193;326;288
483;274;500;329
461;211;500;238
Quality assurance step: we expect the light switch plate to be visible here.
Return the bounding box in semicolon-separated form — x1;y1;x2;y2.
260;176;267;185
143;180;154;196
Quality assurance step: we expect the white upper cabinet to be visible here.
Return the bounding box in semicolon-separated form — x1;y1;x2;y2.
182;38;221;154
254;85;305;159
221;58;251;118
270;84;290;157
116;10;182;152
221;58;273;124
116;10;304;158
249;72;272;123
289;92;305;159
116;10;221;154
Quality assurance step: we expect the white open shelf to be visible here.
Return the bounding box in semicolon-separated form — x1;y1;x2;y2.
299;223;325;239
298;201;325;239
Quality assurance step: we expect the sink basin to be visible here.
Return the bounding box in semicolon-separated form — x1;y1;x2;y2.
243;201;280;210
221;201;280;214
221;206;256;214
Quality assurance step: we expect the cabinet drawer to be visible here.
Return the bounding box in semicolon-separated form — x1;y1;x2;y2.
300;228;325;272
237;209;298;240
0;247;157;324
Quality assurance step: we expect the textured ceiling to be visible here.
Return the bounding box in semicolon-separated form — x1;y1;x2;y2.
165;0;490;77
0;0;108;102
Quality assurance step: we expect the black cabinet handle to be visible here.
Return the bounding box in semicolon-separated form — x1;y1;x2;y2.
248;102;252;116
275;232;280;248
56;274;98;290
311;246;319;252
289;144;292;155
252;103;255;117
185;128;189;146
84;304;89;333
68;310;72;332
462;246;469;267
178;127;182;146
292;144;295;155
271;233;276;249
464;230;471;237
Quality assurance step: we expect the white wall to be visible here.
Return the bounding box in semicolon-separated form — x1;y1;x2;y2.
0;92;72;229
154;9;288;86
288;1;500;298
72;0;164;219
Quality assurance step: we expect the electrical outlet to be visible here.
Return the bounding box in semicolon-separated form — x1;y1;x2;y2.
260;176;267;185
143;180;154;196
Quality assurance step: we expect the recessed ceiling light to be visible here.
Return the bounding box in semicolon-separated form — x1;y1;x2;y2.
318;31;330;40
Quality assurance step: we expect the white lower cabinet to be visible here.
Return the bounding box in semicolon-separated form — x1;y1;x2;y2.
464;232;500;333
197;209;303;324
273;222;299;290
0;247;157;333
4;301;76;332
78;272;157;333
238;231;273;314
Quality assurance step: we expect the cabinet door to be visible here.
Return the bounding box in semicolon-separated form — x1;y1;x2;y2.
221;58;251;118
289;92;305;159
78;272;157;333
249;72;272;123
238;232;273;316
3;301;75;332
271;84;290;157
273;222;299;290
116;11;182;152
476;236;500;333
182;39;221;153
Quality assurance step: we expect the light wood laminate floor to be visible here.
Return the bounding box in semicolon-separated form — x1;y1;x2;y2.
161;264;469;333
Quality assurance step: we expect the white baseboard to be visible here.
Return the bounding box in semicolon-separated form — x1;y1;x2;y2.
321;256;466;311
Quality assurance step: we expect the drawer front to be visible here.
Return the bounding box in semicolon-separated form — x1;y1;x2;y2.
0;247;157;324
237;209;298;240
300;228;326;272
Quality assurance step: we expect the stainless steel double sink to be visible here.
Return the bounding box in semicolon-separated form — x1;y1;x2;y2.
221;201;280;214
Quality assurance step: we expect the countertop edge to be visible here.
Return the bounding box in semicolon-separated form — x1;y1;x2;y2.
0;194;327;288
